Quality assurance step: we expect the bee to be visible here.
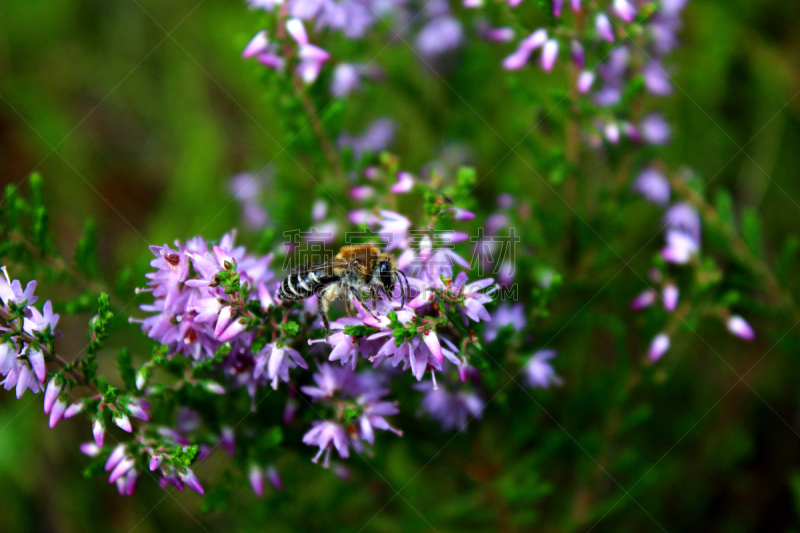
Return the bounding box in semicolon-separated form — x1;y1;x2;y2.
278;244;411;335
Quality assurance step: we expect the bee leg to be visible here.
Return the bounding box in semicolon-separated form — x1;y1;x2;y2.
343;287;356;317
396;270;409;307
317;292;331;339
368;285;379;311
352;288;379;320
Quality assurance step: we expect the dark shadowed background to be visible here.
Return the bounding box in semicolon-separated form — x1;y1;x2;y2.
1;0;800;531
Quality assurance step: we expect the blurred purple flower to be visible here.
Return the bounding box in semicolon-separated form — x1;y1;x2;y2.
415;16;463;58
648;333;670;362
416;381;484;431
633;167;670;205
523;350;562;388
338;118;396;159
483;303;526;342
641;113;671;145
726;315;755;341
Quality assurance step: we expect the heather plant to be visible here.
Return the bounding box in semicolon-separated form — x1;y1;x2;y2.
1;0;799;530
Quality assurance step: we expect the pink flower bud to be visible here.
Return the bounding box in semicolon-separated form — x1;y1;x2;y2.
108;457;135;484
49;399;67;428
149;453;163;471
613;0;636;22
249;465;265;496
630;289;656;311
577;70;595;94
266;466;283;490
596;13;615;42
541;39;559;71
179;468;205;495
726;315;755;341
114;413;132;433
105;445;127;472
648;333;670;362
93;419;106;448
43;378;61;414
663;283;679;312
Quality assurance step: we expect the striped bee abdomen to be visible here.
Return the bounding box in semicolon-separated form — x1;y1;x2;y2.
278;270;338;301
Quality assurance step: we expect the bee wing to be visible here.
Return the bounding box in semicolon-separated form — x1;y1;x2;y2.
287;258;354;276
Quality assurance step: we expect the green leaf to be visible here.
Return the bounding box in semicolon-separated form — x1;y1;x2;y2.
777;235;799;284
714;190;736;229
74;219;100;278
116;348;136;392
741;208;764;259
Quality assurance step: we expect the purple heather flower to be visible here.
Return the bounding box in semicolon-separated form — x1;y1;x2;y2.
338;118;396;159
481;25;515;43
118;469;138;497
376;210;411;251
0;266;38;310
254;342;308;389
449;207;475;221
301;363;353;399
266;466;282;490
415;16;463;58
552;0;563;16
312;199;328;222
726;315;755;341
524;350;562;388
243;31;269;58
663;283;679;312
661;230;699;264
643;61;673;96
256;45;286;72
247;0;282;11
114;413;132;433
641;113;671;145
49;399;67;428
502;29;547;71
179;468;205;495
648;333;670;362
229;172;269;229
463;0;483;8
331;63;363;97
287;18;329;84
303;421;350;466
250;465;265;497
613;0;636;22
633;167;670;205
349;185;375;201
570;40;585;69
80;442;101;457
664;203;701;244
391;172;415;193
630;288;657;311
416;381;484;431
604;121;621;144
483;303;526;342
596;13;615;42
571;0;581;11
449;271;494;325
108;456;135;484
577;70;595;94
43;378;62;414
23;300;60;339
541;39;559;71
105;445;127;472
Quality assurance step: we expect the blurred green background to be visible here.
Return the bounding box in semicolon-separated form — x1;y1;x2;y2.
1;0;800;531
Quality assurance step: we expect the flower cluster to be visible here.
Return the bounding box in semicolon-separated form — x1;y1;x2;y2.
0;267;58;399
631;167;755;361
301;364;401;465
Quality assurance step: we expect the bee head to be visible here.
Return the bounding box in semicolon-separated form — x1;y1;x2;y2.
377;258;395;295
